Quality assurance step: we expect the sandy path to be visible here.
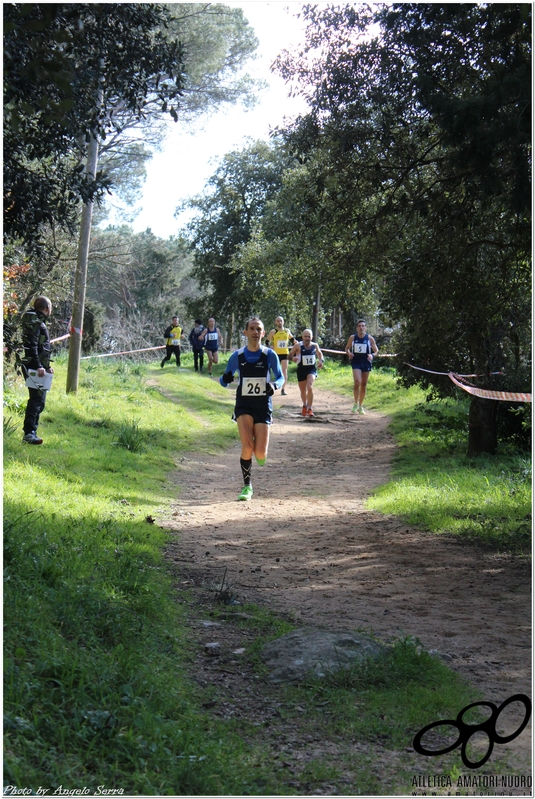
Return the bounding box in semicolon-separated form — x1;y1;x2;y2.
160;384;532;779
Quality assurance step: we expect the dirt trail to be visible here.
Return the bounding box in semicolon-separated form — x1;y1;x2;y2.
160;384;532;783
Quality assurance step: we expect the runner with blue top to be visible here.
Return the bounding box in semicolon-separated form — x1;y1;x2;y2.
289;329;324;417
345;319;378;414
220;316;284;501
198;317;223;377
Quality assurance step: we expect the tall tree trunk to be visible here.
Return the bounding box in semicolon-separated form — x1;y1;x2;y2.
467;396;498;455
66;130;100;393
312;287;320;341
66;59;103;394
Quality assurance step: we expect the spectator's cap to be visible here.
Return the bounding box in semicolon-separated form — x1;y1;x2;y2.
194;319;202;325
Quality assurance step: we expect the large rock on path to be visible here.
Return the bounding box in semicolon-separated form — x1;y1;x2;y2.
261;627;386;684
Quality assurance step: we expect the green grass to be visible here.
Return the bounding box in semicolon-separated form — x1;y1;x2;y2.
3;356;283;795
279;629;474;733
3;355;529;793
316;360;531;554
283;636;476;749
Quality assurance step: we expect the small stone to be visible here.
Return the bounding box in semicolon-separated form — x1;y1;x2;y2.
204;642;221;656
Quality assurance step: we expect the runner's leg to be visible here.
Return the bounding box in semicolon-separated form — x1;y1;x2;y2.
298;379;307;412
359;370;370;405
252;422;270;463
237;414;255;460
306;373;316;408
281;359;288;391
352;368;362;403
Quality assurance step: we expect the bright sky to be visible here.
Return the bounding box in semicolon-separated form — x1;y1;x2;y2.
106;2;314;239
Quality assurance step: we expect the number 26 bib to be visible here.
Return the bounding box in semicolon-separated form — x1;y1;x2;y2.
242;377;267;396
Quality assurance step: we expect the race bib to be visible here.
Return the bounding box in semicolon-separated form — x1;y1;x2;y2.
353;342;367;354
276;339;288;351
302;354;316;366
242;377;267;396
207;332;218;341
172;340;180;345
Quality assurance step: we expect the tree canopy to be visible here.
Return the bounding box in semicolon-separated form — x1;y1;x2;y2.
182;138;294;336
4;3;185;250
4;2;261;254
185;1;530;452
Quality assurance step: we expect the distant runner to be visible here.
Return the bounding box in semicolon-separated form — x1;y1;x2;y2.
161;315;182;368
188;318;205;373
289;328;324;417
199;318;223;377
220;317;283;501
345;319;378;414
266;315;295;396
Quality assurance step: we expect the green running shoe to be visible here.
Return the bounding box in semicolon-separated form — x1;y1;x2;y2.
255;456;266;466
238;485;253;501
351;403;359;413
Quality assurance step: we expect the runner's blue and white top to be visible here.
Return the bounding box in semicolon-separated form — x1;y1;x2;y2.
220;346;284;412
351;332;372;369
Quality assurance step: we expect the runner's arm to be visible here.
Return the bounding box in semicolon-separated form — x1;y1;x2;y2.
267;350;284;390
315;344;324;368
289;341;301;361
219;351;239;387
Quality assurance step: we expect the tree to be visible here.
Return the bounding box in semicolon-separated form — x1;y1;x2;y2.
182;139;293;340
235;147;383;338
93;4;262;227
165;3;261;119
4;3;185;253
5;3;265;391
4;3;261;249
86;226;193;329
274;2;531;453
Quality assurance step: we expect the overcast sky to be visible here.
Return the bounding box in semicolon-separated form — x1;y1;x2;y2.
104;2;313;239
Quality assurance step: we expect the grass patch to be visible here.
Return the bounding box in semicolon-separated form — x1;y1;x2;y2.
317;361;531;554
2;358;285;794
286;636;476;749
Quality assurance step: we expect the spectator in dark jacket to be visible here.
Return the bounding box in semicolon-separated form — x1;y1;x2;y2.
22;296;54;444
188;319;205;373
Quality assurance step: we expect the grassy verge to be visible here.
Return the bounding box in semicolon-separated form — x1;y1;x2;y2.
315;360;531;554
4;355;266;794
3;354;526;794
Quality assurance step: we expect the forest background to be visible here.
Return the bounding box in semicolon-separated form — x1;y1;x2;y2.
3;2;531;457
